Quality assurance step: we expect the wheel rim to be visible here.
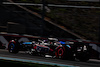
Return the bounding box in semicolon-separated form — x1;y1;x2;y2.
58;48;64;57
11;45;14;50
9;43;15;52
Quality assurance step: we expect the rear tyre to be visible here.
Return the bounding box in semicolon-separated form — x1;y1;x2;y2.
8;43;19;53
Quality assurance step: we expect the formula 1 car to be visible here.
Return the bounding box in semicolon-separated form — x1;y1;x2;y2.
8;38;91;61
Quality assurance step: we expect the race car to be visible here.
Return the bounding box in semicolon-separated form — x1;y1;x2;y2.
8;38;91;61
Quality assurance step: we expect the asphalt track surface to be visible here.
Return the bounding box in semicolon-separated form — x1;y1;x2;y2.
0;49;100;67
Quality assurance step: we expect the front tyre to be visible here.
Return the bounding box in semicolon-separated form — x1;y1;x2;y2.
56;47;75;60
56;47;65;59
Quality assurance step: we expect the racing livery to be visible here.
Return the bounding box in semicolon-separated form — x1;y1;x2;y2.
8;38;91;61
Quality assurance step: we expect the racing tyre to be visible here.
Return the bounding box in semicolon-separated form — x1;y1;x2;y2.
56;47;75;60
56;47;65;59
8;43;19;53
